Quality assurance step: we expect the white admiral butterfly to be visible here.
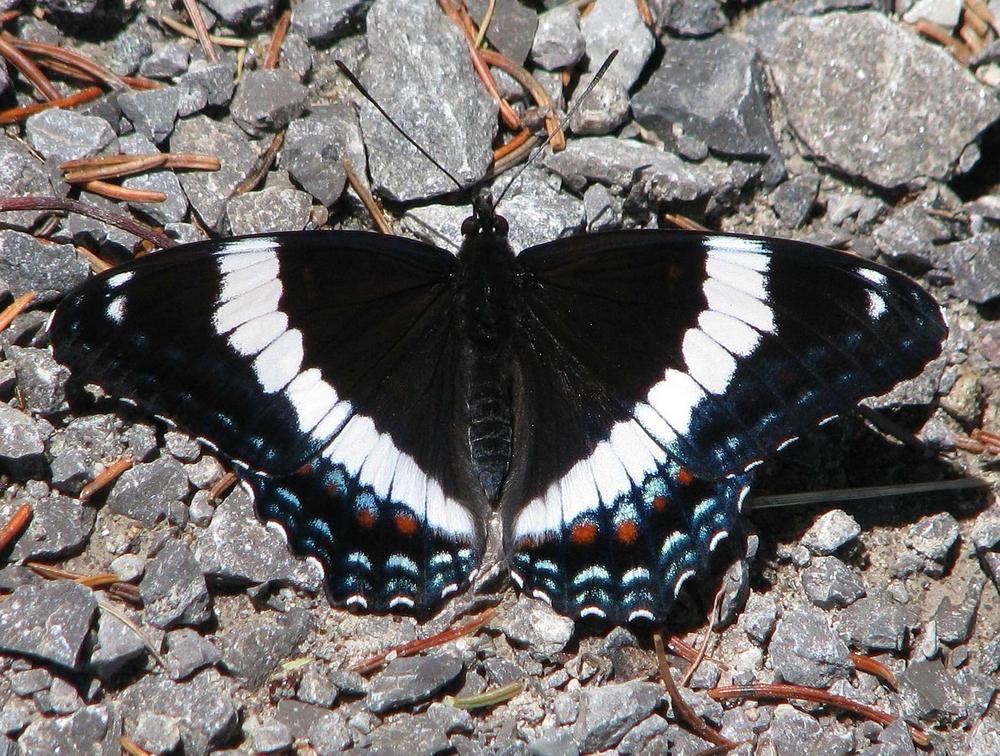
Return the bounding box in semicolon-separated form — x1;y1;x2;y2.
49;193;945;624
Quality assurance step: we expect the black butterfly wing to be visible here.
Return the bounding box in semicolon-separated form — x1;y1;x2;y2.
50;232;484;614
505;231;946;622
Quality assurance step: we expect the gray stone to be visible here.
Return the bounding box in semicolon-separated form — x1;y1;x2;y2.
660;0;727;36
903;0;962;29
532;6;585;70
463;0;536;66
568;74;630;135
490;595;575;659
971;508;1000;551
765;704;823;756
800;509;861;555
0;230;89;303
281;104;365;206
837;595;910;652
617;714;668;754
739;592;778;645
140;540;212;628
7;495;95;562
17;705;110;754
947;232;1000;304
132;712;182;754
367;715;449;756
163;430;200;462
118;86;180;144
250;720;293;753
530;728;581;756
633;35;779;161
574;681;662;751
905;512;960;567
359;0;497;201
0;136;55;228
11;668;52;696
220;608;312;687
138;42;190;79
275;699;330;739
106;456;190;526
195;486;323;591
119;671;238;752
968;712;1000;752
544;136;732;202
770;12;1000;188
177;58;237;115
164;627;222;680
873;196;953;267
41;677;83;714
231;68;309;136
172;114;257;231
0;700;33;736
278;32;313;80
580;0;654;90
801;556;866;609
771;175;819;229
0;403;47;468
47;414;126;493
933;578;984;645
307;710;353;754
494;171;585;251
291;0;368;43
297;669;338;707
584;183;616;231
7;345;70;414
25;108;117;163
366;652;464;714
0;581;96;669
897;658;967;724
201;0;275;29
185;455;225;489
769;609;852;687
226;186;313;235
87;605;147;679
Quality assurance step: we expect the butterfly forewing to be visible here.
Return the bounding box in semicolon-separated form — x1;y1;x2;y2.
50;232;485;614
505;231;945;622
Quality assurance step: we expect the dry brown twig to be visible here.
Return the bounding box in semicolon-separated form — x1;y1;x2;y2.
182;0;219;63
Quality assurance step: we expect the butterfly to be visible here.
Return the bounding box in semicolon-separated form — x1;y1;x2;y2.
48;193;946;624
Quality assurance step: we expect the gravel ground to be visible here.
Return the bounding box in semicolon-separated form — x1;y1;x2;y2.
1;0;999;753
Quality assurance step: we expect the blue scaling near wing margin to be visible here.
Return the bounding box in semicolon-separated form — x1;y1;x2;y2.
244;452;480;614
508;459;752;625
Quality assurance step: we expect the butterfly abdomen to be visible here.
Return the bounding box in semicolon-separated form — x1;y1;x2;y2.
457;230;521;503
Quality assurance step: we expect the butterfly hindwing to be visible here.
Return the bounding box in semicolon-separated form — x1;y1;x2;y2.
505;231;945;621
50;232;486;614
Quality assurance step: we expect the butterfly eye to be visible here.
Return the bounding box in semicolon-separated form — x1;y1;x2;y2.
461;216;480;236
493;215;509;236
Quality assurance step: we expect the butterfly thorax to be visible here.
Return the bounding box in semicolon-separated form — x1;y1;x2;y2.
456;214;520;504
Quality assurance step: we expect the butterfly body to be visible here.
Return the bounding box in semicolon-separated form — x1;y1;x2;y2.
49;201;946;623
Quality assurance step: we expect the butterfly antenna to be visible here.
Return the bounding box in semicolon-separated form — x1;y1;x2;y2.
493;49;619;208
335;60;464;191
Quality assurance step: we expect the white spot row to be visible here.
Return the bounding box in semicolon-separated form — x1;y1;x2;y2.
511;419;661;541
322;414;477;539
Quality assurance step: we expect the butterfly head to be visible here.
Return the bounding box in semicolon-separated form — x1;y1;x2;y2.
462;191;509;239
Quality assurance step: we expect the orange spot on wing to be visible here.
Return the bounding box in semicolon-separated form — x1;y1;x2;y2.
615;521;639;545
653;495;668;512
395;513;418;536
356;509;376;529
569;521;598;546
676;467;694;486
